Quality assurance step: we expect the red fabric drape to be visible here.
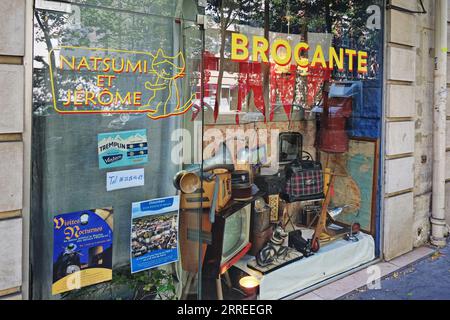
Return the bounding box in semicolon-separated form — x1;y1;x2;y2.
236;61;266;124
269;64;297;121
306;65;332;107
198;52;333;122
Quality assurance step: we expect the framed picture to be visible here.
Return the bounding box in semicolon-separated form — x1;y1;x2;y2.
330;137;379;236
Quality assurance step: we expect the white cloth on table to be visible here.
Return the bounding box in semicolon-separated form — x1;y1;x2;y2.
234;232;375;300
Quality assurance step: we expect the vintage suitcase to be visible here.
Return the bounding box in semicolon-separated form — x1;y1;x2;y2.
282;153;324;202
254;170;286;195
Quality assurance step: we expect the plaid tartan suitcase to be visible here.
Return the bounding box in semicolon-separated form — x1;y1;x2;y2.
282;159;324;202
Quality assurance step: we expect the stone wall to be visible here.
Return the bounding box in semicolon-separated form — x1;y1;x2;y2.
384;0;450;261
0;0;29;300
383;0;435;260
446;0;450;234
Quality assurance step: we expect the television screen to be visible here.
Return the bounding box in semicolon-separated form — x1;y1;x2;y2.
221;204;251;265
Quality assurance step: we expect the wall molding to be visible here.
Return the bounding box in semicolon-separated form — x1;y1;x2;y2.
0;210;22;220
386;117;415;122
384;189;414;198
385;153;414;160
0;286;20;298
0;134;22;142
0;56;23;65
387;80;415;86
387;42;416;50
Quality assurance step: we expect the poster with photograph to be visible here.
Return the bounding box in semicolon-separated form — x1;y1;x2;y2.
52;208;113;295
131;196;179;273
98;129;148;169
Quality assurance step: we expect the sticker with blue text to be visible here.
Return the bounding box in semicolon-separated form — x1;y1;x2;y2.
98;129;148;169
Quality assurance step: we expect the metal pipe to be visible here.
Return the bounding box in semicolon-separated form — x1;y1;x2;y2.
431;0;448;247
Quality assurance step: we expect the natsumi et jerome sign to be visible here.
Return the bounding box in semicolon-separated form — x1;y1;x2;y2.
49;46;196;120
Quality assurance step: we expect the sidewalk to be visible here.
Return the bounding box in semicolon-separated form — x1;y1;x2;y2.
296;244;443;300
342;242;450;300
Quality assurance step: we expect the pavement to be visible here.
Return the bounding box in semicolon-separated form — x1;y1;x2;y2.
341;241;450;300
296;243;448;300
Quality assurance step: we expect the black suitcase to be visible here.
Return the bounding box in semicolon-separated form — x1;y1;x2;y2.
254;170;286;195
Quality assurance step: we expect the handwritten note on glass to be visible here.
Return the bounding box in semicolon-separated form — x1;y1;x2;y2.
107;168;145;191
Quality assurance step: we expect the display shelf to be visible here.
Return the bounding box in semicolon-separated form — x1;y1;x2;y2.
234;232;375;300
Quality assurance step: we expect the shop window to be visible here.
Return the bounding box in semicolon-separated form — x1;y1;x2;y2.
199;0;383;300
31;0;203;300
30;0;384;301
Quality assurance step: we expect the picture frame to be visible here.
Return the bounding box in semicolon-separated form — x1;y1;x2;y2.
330;137;379;236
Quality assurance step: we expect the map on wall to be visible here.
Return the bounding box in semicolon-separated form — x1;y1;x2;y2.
330;138;379;235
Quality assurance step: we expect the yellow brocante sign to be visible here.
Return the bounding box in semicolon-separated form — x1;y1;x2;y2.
231;33;369;74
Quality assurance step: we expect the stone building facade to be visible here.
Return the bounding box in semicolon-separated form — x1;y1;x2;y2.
0;0;32;300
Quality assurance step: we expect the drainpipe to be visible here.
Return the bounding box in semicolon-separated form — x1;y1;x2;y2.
431;0;448;247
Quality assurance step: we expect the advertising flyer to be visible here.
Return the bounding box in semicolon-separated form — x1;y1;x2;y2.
52;208;113;295
98;129;148;169
131;196;179;273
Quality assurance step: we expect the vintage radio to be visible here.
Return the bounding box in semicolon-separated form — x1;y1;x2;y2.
231;170;252;201
174;143;234;212
180;169;232;211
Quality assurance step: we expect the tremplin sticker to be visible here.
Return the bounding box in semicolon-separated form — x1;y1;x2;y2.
98;129;148;169
52;208;113;295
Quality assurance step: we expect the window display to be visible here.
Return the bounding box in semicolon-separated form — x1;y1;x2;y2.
199;0;383;300
31;0;384;301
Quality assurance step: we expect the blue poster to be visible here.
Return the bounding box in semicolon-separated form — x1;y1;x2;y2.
52;208;113;295
131;196;179;273
98;129;148;169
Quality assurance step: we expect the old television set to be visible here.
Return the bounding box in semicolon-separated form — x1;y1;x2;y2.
204;201;252;276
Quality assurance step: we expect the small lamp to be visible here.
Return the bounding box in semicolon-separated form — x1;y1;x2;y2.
239;276;260;299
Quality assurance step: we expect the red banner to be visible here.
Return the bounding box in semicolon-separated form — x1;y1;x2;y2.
269;64;297;121
236;61;266;124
